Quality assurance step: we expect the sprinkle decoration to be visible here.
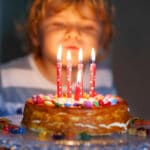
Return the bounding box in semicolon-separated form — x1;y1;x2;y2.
84;101;93;108
52;132;65;140
128;118;150;137
0;118;26;135
64;102;72;107
77;132;92;140
93;101;99;107
31;93;123;108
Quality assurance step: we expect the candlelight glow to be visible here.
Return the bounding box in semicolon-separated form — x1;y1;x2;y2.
78;48;83;62
57;45;62;61
91;48;96;62
67;50;71;61
77;70;82;83
56;46;96;98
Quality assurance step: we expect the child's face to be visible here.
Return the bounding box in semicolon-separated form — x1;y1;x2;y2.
38;5;102;66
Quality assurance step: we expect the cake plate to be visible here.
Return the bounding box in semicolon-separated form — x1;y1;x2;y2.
0;115;150;150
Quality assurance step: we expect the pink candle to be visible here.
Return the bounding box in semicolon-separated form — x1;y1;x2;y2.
67;50;72;98
78;48;84;97
56;45;62;97
89;48;96;97
74;70;82;100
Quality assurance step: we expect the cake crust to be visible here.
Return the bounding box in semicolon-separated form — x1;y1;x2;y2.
22;97;131;135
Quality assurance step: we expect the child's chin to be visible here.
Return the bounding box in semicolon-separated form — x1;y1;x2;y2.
62;61;78;68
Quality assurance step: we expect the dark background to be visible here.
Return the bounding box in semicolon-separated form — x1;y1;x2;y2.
1;0;150;119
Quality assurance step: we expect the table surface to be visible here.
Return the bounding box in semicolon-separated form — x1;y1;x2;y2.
0;115;150;150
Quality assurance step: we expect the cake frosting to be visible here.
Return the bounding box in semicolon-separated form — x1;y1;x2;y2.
22;93;131;135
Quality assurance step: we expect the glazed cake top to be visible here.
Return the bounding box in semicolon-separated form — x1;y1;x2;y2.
27;93;127;109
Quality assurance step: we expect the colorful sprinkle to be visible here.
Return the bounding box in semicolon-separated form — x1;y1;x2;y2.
52;132;65;140
55;102;62;107
64;102;72;107
104;101;111;106
3;125;9;132
137;128;147;137
110;98;117;105
30;92;124;108
93;101;99;107
98;100;104;106
32;95;44;104
44;101;54;106
9;126;26;134
77;132;91;140
43;95;50;100
84;101;93;108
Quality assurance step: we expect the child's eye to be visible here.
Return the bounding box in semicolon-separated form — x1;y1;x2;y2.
52;22;65;28
82;25;95;32
81;24;100;36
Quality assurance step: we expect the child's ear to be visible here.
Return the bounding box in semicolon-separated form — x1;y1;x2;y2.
31;36;39;47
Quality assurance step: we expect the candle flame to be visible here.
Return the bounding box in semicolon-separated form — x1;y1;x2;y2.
67;50;71;61
57;45;62;61
77;70;82;83
78;48;83;62
91;48;96;62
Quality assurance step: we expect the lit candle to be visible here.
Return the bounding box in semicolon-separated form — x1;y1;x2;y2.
56;45;62;97
78;48;84;97
74;70;82;100
89;48;96;97
67;50;72;98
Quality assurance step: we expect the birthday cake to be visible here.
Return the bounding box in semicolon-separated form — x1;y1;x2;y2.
22;93;131;135
22;47;131;135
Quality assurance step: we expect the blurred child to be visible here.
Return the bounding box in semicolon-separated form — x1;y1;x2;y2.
0;0;116;116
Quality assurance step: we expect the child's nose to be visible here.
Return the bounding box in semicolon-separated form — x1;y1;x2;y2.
65;25;81;40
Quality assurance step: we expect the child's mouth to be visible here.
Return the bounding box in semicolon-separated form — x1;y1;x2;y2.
64;46;79;51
